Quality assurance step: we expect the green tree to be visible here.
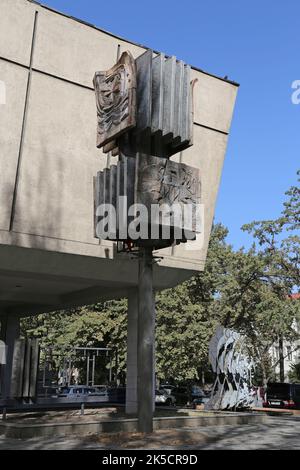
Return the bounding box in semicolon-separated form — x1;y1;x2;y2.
155;283;215;383
288;363;300;383
21;300;128;385
155;223;236;384
241;170;300;381
242;170;300;289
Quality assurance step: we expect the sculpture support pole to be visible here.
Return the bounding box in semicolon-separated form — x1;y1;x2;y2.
126;289;138;414
137;246;155;433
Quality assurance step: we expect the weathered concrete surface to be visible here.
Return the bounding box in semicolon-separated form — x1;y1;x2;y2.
0;62;28;231
191;68;237;133
0;0;35;66
126;290;138;415
137;248;155;433
0;411;266;439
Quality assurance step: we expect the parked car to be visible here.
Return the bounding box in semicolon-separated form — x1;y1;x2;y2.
160;384;176;395
107;386;126;404
58;385;108;397
155;389;176;406
172;385;209;406
191;385;206;399
265;382;300;409
105;387;176;406
192;392;211;407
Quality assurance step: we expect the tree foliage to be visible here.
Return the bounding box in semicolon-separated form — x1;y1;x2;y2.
242;170;300;288
21;172;300;386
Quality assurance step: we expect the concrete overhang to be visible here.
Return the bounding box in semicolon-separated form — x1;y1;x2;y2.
0;0;238;315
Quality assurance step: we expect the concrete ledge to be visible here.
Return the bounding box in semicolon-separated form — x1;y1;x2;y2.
0;413;267;439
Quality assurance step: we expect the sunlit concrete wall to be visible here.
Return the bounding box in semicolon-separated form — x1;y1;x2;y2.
0;0;238;314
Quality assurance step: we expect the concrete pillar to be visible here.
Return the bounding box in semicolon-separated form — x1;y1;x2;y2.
0;314;20;399
126;289;138;414
137;247;155;433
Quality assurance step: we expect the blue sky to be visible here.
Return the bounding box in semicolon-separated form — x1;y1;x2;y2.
39;0;299;249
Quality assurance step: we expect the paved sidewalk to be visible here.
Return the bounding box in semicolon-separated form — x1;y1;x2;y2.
195;416;300;450
0;416;299;450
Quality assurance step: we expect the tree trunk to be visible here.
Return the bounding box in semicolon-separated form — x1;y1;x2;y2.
260;354;268;390
278;335;285;382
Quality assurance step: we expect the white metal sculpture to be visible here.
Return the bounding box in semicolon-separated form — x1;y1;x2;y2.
205;326;255;410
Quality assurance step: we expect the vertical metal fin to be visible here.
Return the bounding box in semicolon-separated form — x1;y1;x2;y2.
136;49;153;135
162;56;176;142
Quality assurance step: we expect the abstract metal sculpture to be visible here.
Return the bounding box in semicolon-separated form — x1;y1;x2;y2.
205;326;255;411
93;50;201;248
94;153;200;246
93;51;137;149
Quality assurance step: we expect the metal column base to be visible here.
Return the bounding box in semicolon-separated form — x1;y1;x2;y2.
137;247;155;433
